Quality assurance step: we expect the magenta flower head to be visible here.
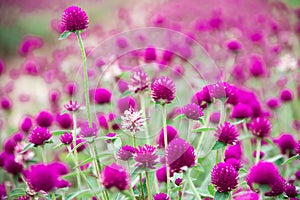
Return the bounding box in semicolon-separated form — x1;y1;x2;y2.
211;162;238;192
117;97;136;114
101;163;129;191
215;122;239;145
157;125;178;148
151;76;176;105
144;46;157;62
1;96;12;110
64;100;80;112
35;110;54;127
94;88;112;104
134;144;158;169
248;117;272;138
56;113;72;129
59;132;73;145
285;184;298;198
153;193;170;200
4;155;23;174
28;126;52;145
274;133;297;156
182;103;204;120
156;165;174;183
118;145;136;161
129;69;149;93
226;39;242;52
0;184;6;199
280;88;294;102
20;116;33;133
266;98;281;109
224;143;242;160
61;6;88;32
247;162;285;196
231;103;253;119
79;121;98;138
295;140;300;155
166;138;196;172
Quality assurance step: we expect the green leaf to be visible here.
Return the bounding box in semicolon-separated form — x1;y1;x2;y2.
114;137;122;150
52;130;70;136
75;157;94;169
65;189;92;200
121;90;133;98
281;155;299;165
9;188;26;198
192;127;215;133
20;143;34;153
66;141;87;159
199;117;205;125
208;184;216;196
58;31;72;40
264;138;275;146
173;114;186;121
214;191;229;200
212;141;227;150
233;119;245;125
53;143;64;150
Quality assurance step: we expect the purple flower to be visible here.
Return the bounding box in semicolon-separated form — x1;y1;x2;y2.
156;165;174;183
61;6;88;32
226;39;242;52
105;132;116;143
210;112;220;124
295;140;300;155
20;116;33;132
28;126;52;145
144;46;157;62
1;96;12;110
121;107;145;134
234;192;259;200
157;125;178;148
285;184;297;198
64;100;80;112
117;97;136;114
151;76;176;105
134;144;158;169
79;121;98;138
231;103;253;119
225;158;242;171
248;117;272;138
249;55;265;77
60;132;73;145
166;138;195;172
4;138;17;154
35;110;54;127
175;178;182;186
118;145;136;161
182;103;204;120
64;82;77;97
56;113;72;129
94;88;112;104
71;137;86;152
211;162;238;192
153;193;170;200
247;162;285;196
4;155;23;174
0;184;6;199
215;122;239;145
266;98;281;109
101;163;129;191
224;143;242;160
129;69;149;93
280;88;294;102
274;133;297;156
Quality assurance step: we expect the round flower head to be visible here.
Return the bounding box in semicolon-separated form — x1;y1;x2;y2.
182;103;204;120
248;117;272;138
61;6;88;32
4;155;23;174
156;165;174;183
134;144;158;169
79;121;98;138
224;143;242;160
101;163;129;191
225;158;242;171
226;39;242;52
129;69;149;93
157;125;178;148
151;76;175;105
266;98;281;109
247;162;285;196
144;46;157;62
117;97;136;113
280;88;294;102
211;162;238;192
59;132;73;145
166;138;195;172
121;107;145;134
35;111;54;127
153;193;170;200
94;88;112;104
118;145;136;161
4;138;17;154
64;100;80;112
1;96;12;110
175;178;182;186
274;133;297;156
56;113;72;129
231;103;253;119
20;116;33;132
285;184;297;198
28;126;52;145
215;122;239;145
210;112;220;124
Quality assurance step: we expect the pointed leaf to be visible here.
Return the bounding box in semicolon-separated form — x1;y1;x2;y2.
212;141;227;150
214;191;229;200
20;143;34;154
199;117;205;125
192;127;215;133
233;119;245;125
52;130;70;136
173;114;186;121
281;155;299;165
208;184;216;196
58;31;72;40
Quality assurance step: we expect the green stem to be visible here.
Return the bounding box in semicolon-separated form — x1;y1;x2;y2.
51;192;56;200
162;105;171;196
255;137;262;163
186;170;201;200
72;112;82;190
187;120;192;143
127;161;136;199
76;31;92;127
216;150;219;164
40;146;47;163
140;94;150;144
145;171;152;200
259;190;265;200
139;172;145;200
180;180;186;200
133;134;137;148
196;132;205;156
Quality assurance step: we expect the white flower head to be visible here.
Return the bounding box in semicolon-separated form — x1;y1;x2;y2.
121;106;146;134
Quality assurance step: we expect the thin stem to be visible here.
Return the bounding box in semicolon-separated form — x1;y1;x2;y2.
140;94;150;144
72;112;81;190
139;172;145;200
180;180;186;200
255;137;262;163
187;120;192;143
133;134;137;148
216;150;219;164
40;146;47;163
127;161;136;199
51;192;56;200
186;170;201;200
145;170;152;200
259;190;265;200
196;132;205;156
76;31;92;127
162;105;171;196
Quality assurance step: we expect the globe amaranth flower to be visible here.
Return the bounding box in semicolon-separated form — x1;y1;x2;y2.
134;144;158;169
280;88;294;102
79;121;98;138
224;143;242;161
117;97;136;113
35;110;54;127
59;132;73;145
28;126;52;145
248;117;272;138
234;192;259;200
182;103;204;120
156;165;174;183
215;122;239;145
121;107;145;134
61;6;88;32
274;133;297;156
64;100;80;112
157;125;178;148
101;163;129;191
166;138;195;172
285;184;298;198
153;193;170;200
4;155;23;174
94;88;112;104
128;69;149;93
20;116;33;132
247;162;286;196
118;145;137;161
231;103;253;119
56;113;72;129
211;162;238;192
151;76;175;104
175;178;182;186
225;158;242;171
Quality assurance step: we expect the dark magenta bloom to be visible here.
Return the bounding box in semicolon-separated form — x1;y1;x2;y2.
64;82;77;97
20;116;33;132
248;117;272;138
215;122;239;145
79;121;98;138
175;178;182;186
101;163;129;191
61;6;88;32
4;155;23;174
153;193;170;200
4;138;17;154
211;162;238;192
134;144;158;169
226;39;242;52
64;100;80;112
157;125;178;148
266;98;281;109
225;158;242;171
94;88;112;104
231;103;253;119
285;184;297;198
28;126;52;145
35;110;54;127
280;88;294;102
249;55;265;77
18;35;43;56
117;97;136;113
56;113;73;129
224;143;242;160
151;76;175;105
274;133;297;156
210;112;220;124
182;103;204;120
166;138;195;172
156;165;174;183
118;145;136;161
129;69;149;93
59;132;73;145
144;46;157;62
234;192;259;200
1;96;12;110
